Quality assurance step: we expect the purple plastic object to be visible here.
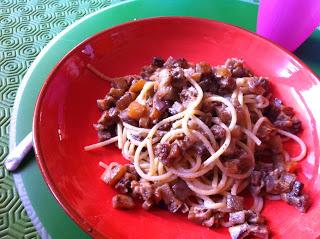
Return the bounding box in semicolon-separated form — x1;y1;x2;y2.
257;0;320;52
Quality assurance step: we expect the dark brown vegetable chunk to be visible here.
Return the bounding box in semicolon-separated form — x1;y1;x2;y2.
115;171;139;194
281;180;310;212
97;107;119;126
109;88;125;98
217;77;236;94
157;85;178;101
152;56;165;67
171;179;193;201
140;65;156;79
97;130;113;142
195;61;212;76
131;179;155;210
247;77;270;96
167;143;182;162
180;86;197;108
229;223;269;239
116;92;134;110
226;194;244;211
112;194;135;210
211;124;226;140
256;122;276;142
223;152;252;175
155;143;170;165
155;183;183;213
168;101;184;115
229;211;246;226
264;98;302;133
225;58;251;77
264;170;296;194
97;99;110;110
188;206;215;227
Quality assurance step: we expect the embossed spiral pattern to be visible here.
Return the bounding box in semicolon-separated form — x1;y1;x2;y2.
0;1;113;238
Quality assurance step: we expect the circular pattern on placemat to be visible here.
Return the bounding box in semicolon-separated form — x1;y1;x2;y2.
0;1;112;238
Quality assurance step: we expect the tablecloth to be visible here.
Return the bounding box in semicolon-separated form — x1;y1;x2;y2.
0;1;114;238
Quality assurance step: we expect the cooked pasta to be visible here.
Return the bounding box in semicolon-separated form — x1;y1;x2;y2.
85;57;309;239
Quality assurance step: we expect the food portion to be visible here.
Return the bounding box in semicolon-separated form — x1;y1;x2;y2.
85;57;309;239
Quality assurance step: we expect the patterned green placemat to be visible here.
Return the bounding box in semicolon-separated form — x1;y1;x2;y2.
0;1;115;238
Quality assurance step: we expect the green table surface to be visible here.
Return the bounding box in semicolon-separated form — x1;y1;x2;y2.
1;0;319;238
1;1;112;238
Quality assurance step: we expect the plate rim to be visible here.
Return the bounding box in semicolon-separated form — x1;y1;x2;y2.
32;16;320;238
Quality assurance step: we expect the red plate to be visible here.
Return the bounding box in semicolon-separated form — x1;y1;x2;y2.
33;17;320;239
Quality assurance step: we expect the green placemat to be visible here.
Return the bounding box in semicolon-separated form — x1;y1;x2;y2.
0;1;113;238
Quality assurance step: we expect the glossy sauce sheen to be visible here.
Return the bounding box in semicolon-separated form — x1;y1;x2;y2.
33;17;320;239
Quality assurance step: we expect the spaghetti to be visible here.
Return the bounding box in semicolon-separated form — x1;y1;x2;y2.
86;57;309;238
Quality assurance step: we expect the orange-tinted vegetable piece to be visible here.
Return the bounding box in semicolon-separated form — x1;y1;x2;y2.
191;73;201;81
101;162;126;186
129;79;146;93
127;101;146;120
216;67;232;78
150;107;161;121
286;161;298;173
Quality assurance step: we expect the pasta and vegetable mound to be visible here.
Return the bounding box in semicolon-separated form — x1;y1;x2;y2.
86;57;309;239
